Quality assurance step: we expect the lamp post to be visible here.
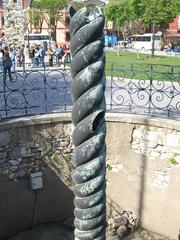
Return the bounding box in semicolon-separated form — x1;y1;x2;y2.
69;5;106;240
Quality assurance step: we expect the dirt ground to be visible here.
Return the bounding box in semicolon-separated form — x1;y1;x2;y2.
7;222;74;240
7;223;174;240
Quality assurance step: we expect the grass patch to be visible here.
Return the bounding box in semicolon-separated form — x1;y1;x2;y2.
105;50;180;65
105;51;180;81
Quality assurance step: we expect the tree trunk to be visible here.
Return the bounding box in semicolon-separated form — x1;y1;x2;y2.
151;21;156;58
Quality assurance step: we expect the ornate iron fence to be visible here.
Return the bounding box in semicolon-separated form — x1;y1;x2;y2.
106;63;180;118
0;67;72;119
0;63;179;119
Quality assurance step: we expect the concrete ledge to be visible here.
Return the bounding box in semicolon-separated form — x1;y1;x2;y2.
106;113;180;131
0;113;72;130
0;113;179;131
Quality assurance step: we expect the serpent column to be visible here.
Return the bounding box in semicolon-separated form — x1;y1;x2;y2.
69;5;106;240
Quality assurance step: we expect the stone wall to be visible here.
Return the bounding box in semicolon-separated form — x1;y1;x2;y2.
106;113;180;240
0;121;74;183
0;113;179;239
0;114;74;239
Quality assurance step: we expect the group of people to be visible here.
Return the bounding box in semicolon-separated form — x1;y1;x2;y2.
47;45;71;67
0;43;71;81
27;44;71;67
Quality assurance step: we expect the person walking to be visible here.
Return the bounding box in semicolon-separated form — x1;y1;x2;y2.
48;47;54;67
16;46;24;67
3;52;12;81
169;42;175;52
34;45;40;67
24;45;31;68
0;45;4;71
29;45;35;67
39;45;46;67
9;47;16;72
57;46;64;66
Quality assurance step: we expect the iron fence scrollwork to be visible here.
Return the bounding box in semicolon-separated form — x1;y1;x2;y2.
0;63;179;119
0;67;72;119
106;62;180;118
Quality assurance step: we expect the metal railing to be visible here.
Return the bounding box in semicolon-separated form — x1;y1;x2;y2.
105;63;180;118
0;63;179;119
0;66;72;119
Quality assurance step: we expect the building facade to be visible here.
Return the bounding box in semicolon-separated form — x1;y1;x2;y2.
0;0;70;46
166;15;180;44
28;10;70;46
0;0;4;38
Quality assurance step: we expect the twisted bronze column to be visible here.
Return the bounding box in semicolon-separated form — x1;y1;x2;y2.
69;5;106;240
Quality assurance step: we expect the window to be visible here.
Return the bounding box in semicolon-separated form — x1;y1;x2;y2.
24;35;50;41
65;16;70;27
154;35;160;40
136;37;140;41
1;16;4;26
65;32;70;41
134;36;151;42
144;37;151;41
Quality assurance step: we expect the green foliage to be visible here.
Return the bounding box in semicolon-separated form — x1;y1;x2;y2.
70;1;86;10
51;152;72;162
104;0;132;27
30;166;38;173
105;0;178;57
27;9;43;30
176;1;180;14
50;152;60;162
64;154;72;161
170;158;178;165
105;0;178;30
30;0;68;41
106;164;112;172
170;153;180;165
139;0;178;29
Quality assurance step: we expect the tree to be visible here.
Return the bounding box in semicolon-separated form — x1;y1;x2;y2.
105;0;178;57
139;0;178;57
27;9;44;33
105;1;130;27
176;1;180;14
30;0;68;42
104;0;145;38
71;1;86;11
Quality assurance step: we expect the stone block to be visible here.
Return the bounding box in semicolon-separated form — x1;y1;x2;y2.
152;170;169;187
0;131;11;146
143;131;158;143
20;146;27;156
133;129;143;138
166;133;179;148
10;166;18;172
9;158;22;166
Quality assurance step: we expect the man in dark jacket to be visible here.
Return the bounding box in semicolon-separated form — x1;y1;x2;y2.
3;52;12;81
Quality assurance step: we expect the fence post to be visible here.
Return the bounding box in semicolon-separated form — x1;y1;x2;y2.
2;73;8;117
110;62;114;111
149;64;153;114
70;5;106;239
